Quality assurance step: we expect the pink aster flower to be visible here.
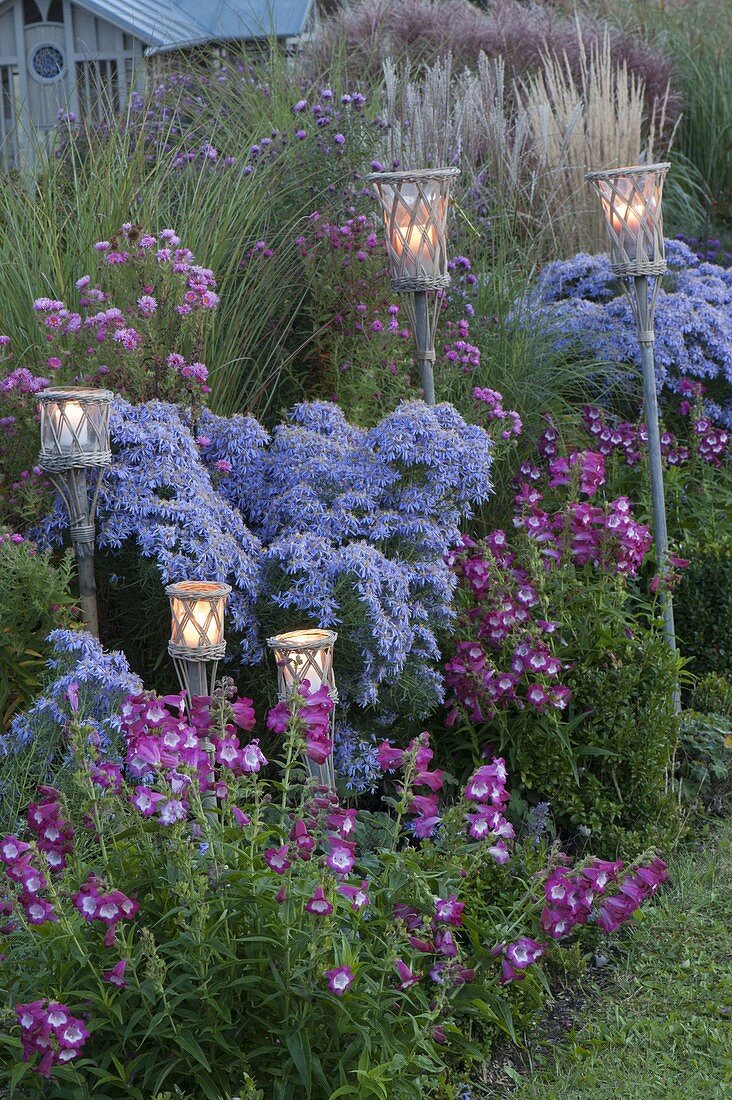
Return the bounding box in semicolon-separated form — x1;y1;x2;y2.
325;965;354;995
137;294;158;316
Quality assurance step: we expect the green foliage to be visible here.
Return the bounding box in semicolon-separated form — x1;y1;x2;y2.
675;539;732;679
690;673;732;720
507;591;680;854
675;709;732;807
0;537;75;729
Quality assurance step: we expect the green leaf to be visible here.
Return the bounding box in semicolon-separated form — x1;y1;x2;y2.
285;1028;312;1095
175;1033;212;1073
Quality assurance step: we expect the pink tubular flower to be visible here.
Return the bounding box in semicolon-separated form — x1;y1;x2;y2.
325;965;354;995
22;896;58;925
325;839;355;876
232;806;251;828
16;1000;89;1076
130;786;164;816
434;894;464;926
505;937;545;970
395;958;420;990
376;741;404;771
264;845;291;875
326;809;357;838
338;879;369;910
103;959;127;988
1;835;30;865
266;701;290;734
231;696;256;730
289;819;315;860
434;929;458;957
158;798;187;826
240;739;267;773
305;886;334;916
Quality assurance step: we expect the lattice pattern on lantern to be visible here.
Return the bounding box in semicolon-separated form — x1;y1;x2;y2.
38;388;113;472
367;168;460;292
267;628;338;700
167;581;231;662
585;163;669;277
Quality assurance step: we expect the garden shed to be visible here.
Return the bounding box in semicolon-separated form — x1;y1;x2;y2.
0;0;315;169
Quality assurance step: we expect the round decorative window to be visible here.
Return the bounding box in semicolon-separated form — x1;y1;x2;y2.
28;43;65;83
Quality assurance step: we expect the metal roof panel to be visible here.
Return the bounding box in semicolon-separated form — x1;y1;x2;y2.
73;0;312;50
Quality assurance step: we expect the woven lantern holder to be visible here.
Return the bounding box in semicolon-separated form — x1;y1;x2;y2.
585;163;669;278
267;628;338;789
585;163;678;700
38;387;113;470
367;167;460;406
37;387;113;638
166;581;232;705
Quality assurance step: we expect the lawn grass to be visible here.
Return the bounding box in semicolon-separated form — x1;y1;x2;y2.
492;817;732;1100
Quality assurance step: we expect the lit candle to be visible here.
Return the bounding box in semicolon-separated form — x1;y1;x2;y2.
170;587;225;650
53;400;86;452
610;198;647;261
392;220;438;276
276;629;332;692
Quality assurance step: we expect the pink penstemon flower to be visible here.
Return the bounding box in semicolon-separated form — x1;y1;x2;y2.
325;965;354;995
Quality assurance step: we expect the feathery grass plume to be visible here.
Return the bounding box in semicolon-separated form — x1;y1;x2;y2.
516;28;669;254
380;27;674;258
383;54;461;168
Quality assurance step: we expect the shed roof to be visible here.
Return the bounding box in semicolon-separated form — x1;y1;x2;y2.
75;0;314;54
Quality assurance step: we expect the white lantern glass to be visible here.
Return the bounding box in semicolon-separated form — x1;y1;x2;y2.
585;163;669;276
367;167;459;291
167;581;231;660
267;628;337;699
38;387;113;471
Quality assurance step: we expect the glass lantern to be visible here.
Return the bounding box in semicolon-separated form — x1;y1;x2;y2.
38;387;112;472
585;163;670;276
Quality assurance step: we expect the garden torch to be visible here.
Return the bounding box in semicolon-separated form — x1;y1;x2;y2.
37;387;113;639
585;163;679;671
267;628;338;789
166;580;231;707
367;167;460;405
